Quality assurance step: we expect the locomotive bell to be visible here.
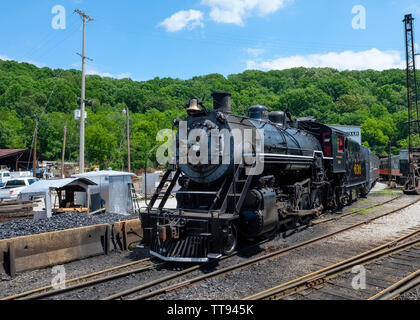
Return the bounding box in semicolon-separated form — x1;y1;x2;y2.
185;98;202;114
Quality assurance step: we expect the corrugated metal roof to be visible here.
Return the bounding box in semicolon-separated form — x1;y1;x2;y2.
20;178;97;195
72;170;135;178
0;149;26;159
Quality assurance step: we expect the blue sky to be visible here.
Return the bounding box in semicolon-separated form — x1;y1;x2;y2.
0;0;419;81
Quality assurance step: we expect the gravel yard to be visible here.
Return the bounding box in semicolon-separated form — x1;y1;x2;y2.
0;195;178;241
0;212;138;240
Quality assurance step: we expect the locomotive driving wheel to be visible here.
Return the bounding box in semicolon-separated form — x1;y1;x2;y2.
222;223;238;255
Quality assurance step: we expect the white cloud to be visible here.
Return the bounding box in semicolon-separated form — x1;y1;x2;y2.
247;48;406;71
0;55;46;68
159;9;204;32
247;48;264;57
201;0;291;25
116;72;132;79
86;66;113;78
403;4;420;16
85;66;135;80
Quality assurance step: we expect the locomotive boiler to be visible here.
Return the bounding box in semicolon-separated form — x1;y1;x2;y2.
140;91;379;262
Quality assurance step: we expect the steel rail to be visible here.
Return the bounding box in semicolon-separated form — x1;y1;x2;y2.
1;257;157;300
105;196;420;300
368;269;420;300
312;194;403;226
101;238;273;301
244;229;420;300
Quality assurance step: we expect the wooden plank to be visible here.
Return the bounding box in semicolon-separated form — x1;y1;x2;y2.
122;223;128;251
0;224;108;274
304;290;350;300
105;225;111;255
327;279;379;296
0;219;143;276
318;286;361;300
388;257;419;267
0;200;36;207
53;207;89;213
124;219;142;250
7;242;15;277
0;205;34;213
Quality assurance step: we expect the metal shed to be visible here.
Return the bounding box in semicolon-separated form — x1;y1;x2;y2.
19;178;97;219
72;170;135;215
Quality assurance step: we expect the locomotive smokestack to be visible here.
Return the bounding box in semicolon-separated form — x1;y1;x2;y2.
212;91;232;113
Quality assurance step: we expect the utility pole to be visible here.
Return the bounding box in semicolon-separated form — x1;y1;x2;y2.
75;9;94;174
61;126;67;178
125;108;131;172
33;120;38;178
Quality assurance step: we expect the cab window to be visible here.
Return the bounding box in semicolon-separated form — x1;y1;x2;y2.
337;136;345;153
5;180;26;188
28;178;38;185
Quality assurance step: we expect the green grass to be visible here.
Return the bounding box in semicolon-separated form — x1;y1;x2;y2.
358;208;371;214
375;189;403;195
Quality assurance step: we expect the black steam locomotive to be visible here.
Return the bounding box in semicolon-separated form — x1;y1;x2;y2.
140;91;379;262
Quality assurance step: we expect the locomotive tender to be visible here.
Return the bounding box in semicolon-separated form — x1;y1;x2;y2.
140;91;379;262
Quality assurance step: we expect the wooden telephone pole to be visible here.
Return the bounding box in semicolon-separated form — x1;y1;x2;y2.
61;126;67;178
126;108;131;172
75;9;94;174
32;120;38;178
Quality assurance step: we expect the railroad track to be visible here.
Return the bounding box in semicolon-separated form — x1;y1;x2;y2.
1;257;160;300
100;194;420;300
311;193;403;226
2;192;409;300
244;227;420;300
369;269;420;300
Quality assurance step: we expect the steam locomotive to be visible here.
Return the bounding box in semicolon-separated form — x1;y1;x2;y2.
140;91;379;262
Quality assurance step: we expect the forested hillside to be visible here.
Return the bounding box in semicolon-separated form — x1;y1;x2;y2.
0;59;417;171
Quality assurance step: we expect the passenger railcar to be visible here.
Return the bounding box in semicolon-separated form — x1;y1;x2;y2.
379;150;409;185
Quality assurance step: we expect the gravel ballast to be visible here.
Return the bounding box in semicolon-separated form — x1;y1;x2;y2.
0;212;138;240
